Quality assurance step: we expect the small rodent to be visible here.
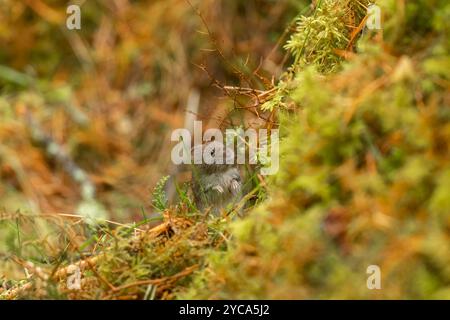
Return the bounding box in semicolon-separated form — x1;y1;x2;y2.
191;141;242;216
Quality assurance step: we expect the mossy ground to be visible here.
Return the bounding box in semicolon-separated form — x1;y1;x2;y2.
1;0;449;299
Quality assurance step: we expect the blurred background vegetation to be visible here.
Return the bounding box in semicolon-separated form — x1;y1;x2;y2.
0;0;297;219
0;0;449;300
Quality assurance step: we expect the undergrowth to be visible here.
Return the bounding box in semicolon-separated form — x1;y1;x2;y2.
1;0;449;299
178;0;450;299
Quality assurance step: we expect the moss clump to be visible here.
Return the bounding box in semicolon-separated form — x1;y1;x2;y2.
285;0;368;73
0;211;229;300
179;0;450;299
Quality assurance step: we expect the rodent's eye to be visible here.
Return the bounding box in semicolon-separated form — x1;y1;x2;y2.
211;149;215;156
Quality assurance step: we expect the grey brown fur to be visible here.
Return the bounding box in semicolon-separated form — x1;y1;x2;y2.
191;141;242;215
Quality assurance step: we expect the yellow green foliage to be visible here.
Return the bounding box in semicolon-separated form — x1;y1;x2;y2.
179;0;450;299
1;0;449;300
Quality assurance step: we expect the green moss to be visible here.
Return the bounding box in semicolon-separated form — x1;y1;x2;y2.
179;0;450;299
2;0;449;300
